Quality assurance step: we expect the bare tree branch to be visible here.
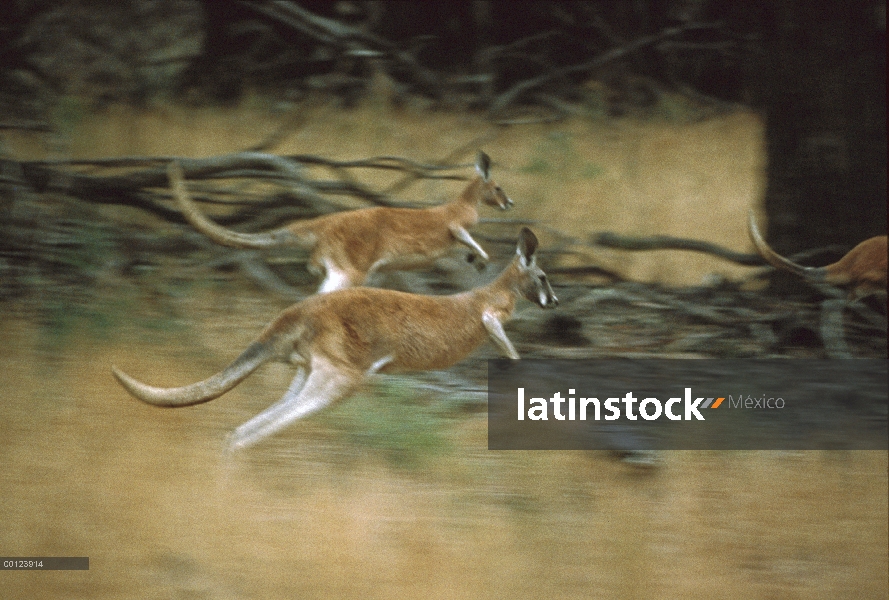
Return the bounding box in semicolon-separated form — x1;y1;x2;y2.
593;231;764;265
489;21;721;116
0;121;53;132
12;149;484;228
242;0;443;98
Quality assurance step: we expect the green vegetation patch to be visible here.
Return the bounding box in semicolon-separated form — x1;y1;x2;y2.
321;377;458;470
521;130;604;180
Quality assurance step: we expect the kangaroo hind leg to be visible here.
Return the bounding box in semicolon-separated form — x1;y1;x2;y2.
227;359;362;451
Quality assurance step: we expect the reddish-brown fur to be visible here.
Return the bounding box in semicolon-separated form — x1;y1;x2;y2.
112;228;557;450
171;153;513;293
261;262;527;372
819;236;888;291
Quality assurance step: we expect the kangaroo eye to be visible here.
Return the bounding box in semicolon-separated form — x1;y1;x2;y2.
538;275;547;283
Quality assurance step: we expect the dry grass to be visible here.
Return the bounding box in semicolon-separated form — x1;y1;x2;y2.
2;296;887;599
2;100;885;598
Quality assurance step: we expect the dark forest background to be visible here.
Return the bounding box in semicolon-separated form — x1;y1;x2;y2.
1;0;886;248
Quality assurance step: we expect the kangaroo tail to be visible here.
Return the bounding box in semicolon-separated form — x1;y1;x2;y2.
112;340;274;407
169;161;314;249
748;211;824;281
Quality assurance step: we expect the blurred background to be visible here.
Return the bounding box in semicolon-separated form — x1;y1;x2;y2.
1;1;886;598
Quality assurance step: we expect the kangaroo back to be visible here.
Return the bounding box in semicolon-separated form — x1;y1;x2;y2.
823;236;888;290
749;211;888;297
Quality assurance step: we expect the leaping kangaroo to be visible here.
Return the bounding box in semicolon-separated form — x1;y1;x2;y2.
170;152;514;293
112;227;558;450
748;211;887;298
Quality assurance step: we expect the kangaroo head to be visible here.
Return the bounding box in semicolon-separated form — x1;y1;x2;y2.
476;151;514;210
515;227;558;308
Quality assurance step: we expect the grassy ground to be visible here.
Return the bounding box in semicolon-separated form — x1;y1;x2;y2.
1;100;885;598
2;311;886;599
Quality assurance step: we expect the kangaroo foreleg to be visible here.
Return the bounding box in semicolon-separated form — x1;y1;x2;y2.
482;311;520;359
450;225;489;267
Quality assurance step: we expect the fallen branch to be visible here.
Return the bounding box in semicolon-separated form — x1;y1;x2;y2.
0;121;53;132
593;231;763;265
593;231;854;272
12;150;477;227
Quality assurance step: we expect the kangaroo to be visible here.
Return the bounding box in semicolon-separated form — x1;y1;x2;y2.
748;211;887;298
170;152;513;293
112;227;558;450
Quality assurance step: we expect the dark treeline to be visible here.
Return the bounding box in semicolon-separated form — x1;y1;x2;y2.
1;0;885;247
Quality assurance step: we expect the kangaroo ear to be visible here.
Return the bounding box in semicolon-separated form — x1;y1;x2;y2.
476;151;491;181
517;227;538;263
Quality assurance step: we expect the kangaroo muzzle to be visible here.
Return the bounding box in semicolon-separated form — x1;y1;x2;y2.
537;279;558;308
